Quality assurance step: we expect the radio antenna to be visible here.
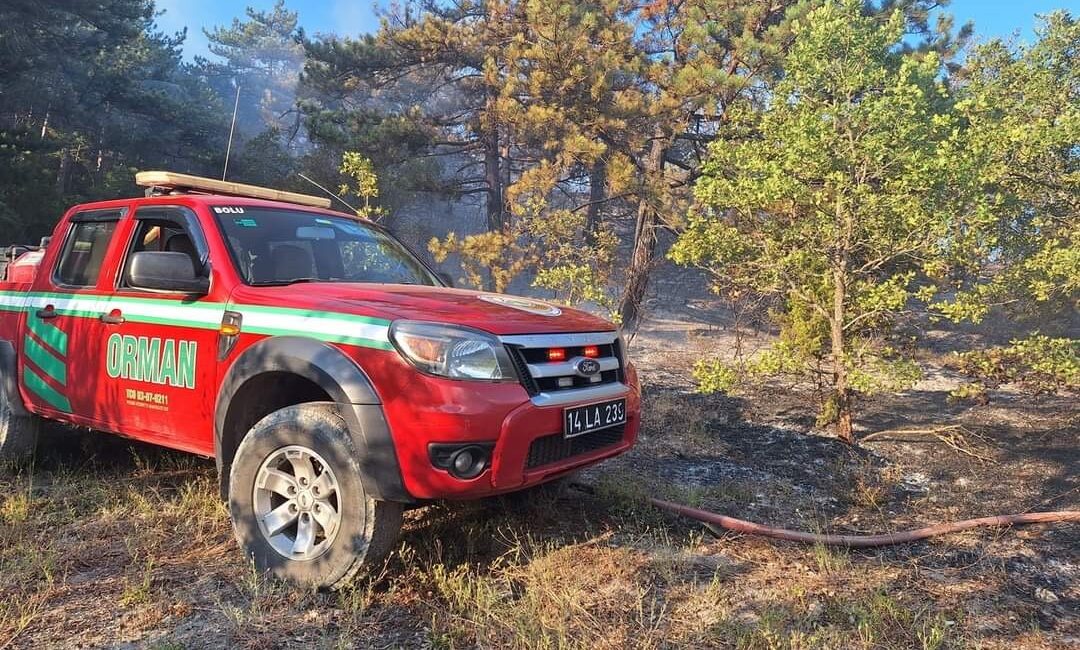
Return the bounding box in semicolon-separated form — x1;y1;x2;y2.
297;173;360;214
222;80;241;181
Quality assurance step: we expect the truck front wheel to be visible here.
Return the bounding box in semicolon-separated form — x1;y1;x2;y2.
0;376;40;467
228;403;403;589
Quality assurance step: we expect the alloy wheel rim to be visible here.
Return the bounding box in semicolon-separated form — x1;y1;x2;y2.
253;445;342;561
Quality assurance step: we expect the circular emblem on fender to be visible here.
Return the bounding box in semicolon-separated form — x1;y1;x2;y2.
477;293;562;317
575;358;601;377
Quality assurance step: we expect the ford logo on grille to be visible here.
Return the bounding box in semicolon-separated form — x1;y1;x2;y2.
575;358;601;377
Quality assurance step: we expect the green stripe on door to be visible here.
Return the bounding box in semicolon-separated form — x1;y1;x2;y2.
26;316;68;357
19;292;392;327
13;291;395;351
23;366;72;413
24;334;66;386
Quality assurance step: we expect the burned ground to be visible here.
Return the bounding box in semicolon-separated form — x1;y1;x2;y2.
0;320;1076;649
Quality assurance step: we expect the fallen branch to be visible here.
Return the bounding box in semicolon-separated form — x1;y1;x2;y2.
859;425;995;463
859;425;965;443
648;497;1080;548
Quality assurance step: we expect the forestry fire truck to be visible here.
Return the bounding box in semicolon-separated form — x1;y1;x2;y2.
0;172;640;588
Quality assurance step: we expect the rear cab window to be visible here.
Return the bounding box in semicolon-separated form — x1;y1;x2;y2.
53;209;125;288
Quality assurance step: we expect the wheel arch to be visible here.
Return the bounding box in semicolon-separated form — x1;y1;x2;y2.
214;336;410;503
0;339;30;417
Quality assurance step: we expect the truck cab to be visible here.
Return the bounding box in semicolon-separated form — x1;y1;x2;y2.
0;172;640;588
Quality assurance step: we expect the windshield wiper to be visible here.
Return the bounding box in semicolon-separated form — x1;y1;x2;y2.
252;277;341;287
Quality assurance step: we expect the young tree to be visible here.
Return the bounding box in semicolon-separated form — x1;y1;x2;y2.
958;12;1078;313
339;152;385;221
945;11;1079;401
671;0;991;442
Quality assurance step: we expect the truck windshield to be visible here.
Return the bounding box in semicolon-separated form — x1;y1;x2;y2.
213;207;439;286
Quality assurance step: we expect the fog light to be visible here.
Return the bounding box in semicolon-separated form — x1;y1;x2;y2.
448;446;488;479
429;443;493;479
453;449;475;473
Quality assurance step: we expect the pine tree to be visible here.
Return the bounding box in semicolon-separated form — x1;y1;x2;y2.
200;1;306;142
0;0;228;240
672;0;991;442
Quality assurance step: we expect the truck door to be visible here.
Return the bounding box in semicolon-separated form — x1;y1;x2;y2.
23;208;125;420
99;206;224;454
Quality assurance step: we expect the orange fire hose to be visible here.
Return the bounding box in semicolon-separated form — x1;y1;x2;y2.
648;497;1080;547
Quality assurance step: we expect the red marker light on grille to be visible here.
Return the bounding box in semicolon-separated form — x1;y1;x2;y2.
583;345;600;358
547;348;566;362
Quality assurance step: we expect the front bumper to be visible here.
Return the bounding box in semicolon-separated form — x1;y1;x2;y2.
372;350;641;500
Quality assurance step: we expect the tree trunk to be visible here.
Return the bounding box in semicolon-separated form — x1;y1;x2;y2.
483;118;504;234
830;266;854;444
56;148;72;196
502;127;512;214
618;136;665;331
585;158;606;240
482;101;504;292
619;197;657;331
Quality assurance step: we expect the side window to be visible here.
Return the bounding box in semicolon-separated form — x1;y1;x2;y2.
119;207;208;290
55;219;119;287
128;221;188;257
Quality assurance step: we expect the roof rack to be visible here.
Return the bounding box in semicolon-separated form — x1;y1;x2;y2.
135;171;332;209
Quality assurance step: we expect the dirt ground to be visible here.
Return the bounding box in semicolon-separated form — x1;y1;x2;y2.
0;316;1076;649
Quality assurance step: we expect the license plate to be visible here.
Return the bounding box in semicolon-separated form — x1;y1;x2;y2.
564;398;627;438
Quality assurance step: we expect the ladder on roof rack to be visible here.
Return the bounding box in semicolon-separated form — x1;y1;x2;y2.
135;171;332;209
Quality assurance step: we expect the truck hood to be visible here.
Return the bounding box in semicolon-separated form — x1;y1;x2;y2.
232;283;616;335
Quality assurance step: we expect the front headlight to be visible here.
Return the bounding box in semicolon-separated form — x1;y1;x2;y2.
389;321;517;380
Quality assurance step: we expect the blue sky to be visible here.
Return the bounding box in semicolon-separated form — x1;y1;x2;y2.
156;0;1079;60
155;0;383;58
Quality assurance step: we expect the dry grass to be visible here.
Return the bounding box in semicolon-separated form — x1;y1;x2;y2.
0;439;974;650
0;353;1075;648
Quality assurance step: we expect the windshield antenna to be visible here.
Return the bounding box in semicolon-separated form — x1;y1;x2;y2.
223;80;241;181
297;173;360;214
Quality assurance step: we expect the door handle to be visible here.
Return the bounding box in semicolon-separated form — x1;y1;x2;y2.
100;310;125;325
36;307;58;320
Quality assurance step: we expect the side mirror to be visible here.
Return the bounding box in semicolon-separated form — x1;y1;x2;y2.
437;271;454;288
126;251;209;295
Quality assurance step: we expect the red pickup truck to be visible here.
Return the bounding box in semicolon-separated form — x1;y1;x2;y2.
0;172;640;588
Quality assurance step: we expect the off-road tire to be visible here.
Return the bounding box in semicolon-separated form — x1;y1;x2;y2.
228;402;403;589
0;371;40;466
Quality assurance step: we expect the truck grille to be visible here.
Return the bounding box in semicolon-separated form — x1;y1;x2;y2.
500;331;625;403
525;424;626;469
506;345;540;395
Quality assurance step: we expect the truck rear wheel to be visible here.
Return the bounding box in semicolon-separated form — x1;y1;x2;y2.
0;376;40;466
228;403;403;589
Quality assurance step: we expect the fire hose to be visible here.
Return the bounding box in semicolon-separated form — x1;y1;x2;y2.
647;497;1080;547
